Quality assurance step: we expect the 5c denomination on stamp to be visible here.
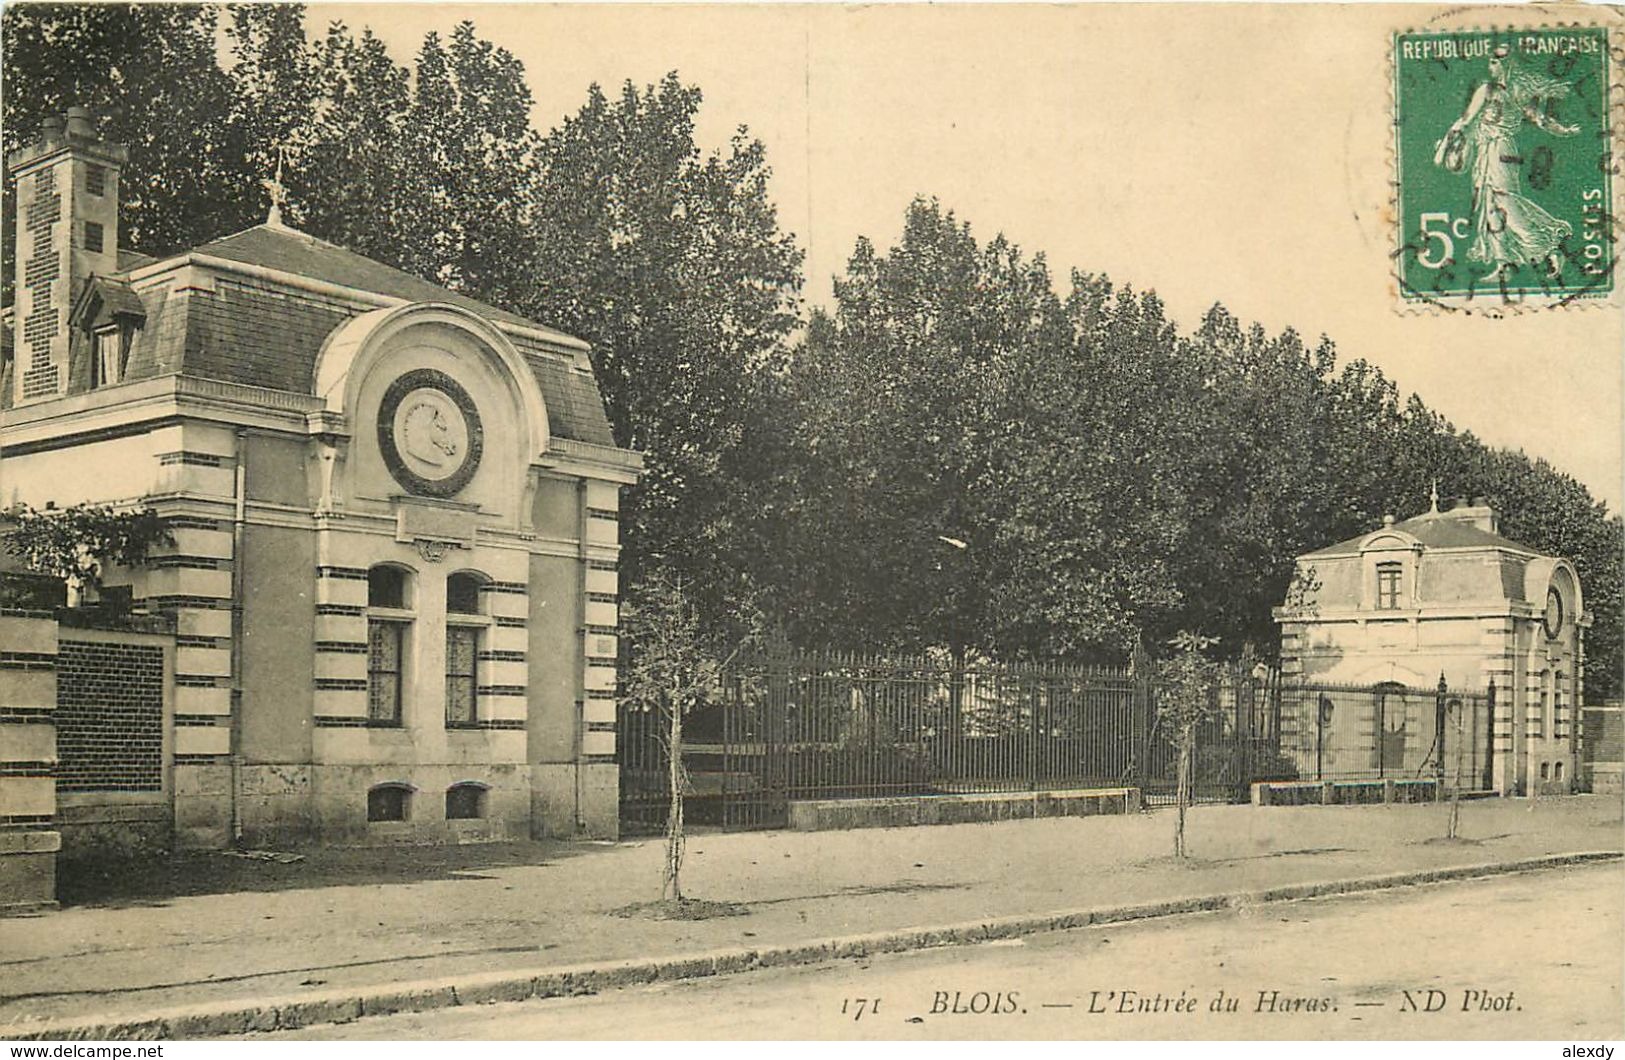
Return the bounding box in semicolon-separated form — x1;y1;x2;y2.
1393;26;1615;309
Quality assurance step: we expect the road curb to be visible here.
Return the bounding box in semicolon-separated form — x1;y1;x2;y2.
3;849;1618;1040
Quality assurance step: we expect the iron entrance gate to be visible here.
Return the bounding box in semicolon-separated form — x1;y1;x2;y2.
1268;679;1496;790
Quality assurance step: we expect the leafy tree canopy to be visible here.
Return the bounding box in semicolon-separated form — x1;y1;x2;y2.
2;5;1615;695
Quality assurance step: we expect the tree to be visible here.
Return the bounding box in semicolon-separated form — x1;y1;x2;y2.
296;22;413;261
1;3;250;294
983;275;1198;658
771;199;1062;655
223;3;320;173
522;75;804;636
1;503;169;604
381;23;540;293
619;567;754;903
1155;632;1223;859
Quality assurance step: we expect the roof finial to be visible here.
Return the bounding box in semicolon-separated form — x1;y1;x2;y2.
1429;478;1440;514
262;146;289;228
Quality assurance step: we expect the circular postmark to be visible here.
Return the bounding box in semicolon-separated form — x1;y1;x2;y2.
377;368;483;497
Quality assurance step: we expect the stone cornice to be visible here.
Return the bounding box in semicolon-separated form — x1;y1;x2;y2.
1;375;320;454
1274;604;1540;623
539;437;645;484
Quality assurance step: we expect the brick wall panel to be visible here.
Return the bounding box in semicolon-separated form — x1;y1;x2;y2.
56;640;164;793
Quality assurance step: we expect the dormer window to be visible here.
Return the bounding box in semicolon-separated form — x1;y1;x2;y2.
92;325;126;387
1376;563;1402;609
74;277;145;391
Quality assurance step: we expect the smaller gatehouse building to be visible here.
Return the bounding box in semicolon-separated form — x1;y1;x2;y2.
1274;493;1587;796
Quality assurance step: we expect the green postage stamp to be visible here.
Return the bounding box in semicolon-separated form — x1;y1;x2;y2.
1393;26;1615;307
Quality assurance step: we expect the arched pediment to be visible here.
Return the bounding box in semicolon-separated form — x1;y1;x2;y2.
1359;529;1422;553
1525;557;1583;616
312;302;549;463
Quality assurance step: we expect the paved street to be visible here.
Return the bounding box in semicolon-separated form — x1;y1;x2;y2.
4;798;1618;1037
267;861;1623;1040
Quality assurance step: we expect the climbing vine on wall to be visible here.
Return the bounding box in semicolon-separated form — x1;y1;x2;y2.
2;503;170;600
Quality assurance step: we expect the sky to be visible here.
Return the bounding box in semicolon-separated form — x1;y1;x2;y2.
314;2;1624;512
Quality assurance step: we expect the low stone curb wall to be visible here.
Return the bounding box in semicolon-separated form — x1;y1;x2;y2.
786;787;1140;831
2;849;1617;1041
1252;778;1445;806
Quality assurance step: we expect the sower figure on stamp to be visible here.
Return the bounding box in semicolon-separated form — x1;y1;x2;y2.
1435;44;1579;285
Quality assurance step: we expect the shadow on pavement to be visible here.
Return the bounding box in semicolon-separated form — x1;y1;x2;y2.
54;839;613;909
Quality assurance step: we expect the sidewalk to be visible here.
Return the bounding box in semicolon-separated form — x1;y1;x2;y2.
2;795;1620;1036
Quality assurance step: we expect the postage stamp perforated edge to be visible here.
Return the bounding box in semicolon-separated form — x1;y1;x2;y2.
1388;16;1624;317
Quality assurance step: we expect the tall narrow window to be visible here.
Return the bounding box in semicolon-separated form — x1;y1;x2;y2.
93;327;123;387
445;572;485;727
366;565;411;726
1376;563;1402;609
83;220;104;253
446;626;479;726
368;620;404;725
1533;670;1548;739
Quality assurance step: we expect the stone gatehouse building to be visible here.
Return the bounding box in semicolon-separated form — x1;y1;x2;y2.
1274;494;1588;796
0;110;641;897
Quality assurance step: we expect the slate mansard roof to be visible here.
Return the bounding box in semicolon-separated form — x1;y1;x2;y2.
1303;509;1541;559
6;223;616;448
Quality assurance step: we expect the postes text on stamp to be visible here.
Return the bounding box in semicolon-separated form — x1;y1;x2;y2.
1393;27;1614;308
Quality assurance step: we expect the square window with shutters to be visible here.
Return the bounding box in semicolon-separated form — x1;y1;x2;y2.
85;164;106;197
446;626;479;726
368;620;404;725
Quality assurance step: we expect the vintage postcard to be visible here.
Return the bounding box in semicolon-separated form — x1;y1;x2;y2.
0;1;1620;1050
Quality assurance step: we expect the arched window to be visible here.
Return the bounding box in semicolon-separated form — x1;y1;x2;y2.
367;565;414;726
447;572;484;615
367;782;413;822
445;782;489;820
369;565;408;609
445;572;488;727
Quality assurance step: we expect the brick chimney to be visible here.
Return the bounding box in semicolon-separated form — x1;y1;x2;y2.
1440;495;1500;535
7;107;126;406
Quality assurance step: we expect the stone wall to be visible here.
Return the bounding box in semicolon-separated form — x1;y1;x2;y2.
0;610;60;914
1580;704;1622;796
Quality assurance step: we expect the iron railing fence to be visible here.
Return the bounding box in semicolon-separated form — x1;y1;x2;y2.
620;649;1147;833
618;647;1498;833
1139;668;1279;806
